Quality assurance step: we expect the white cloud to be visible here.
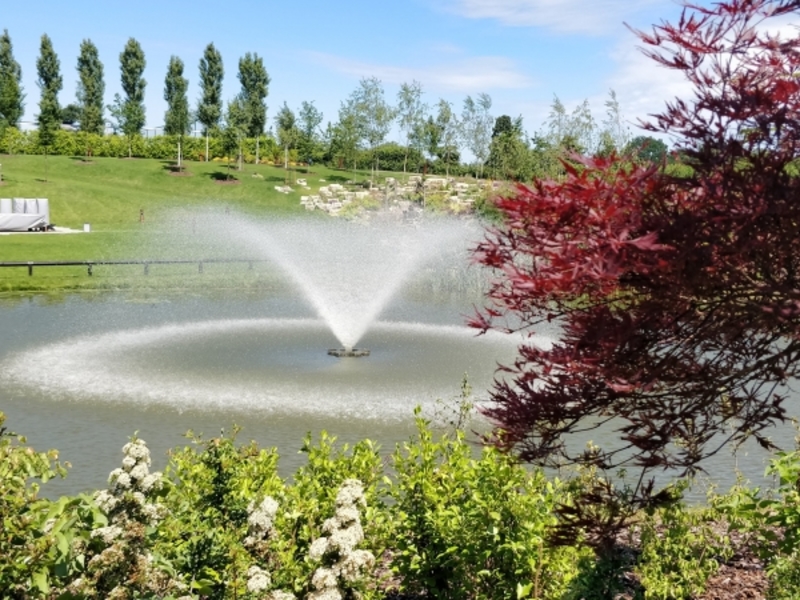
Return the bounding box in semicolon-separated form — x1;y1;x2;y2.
446;0;663;35
604;38;694;133
307;52;533;92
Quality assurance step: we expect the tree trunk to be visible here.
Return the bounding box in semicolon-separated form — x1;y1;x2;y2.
256;136;260;165
205;132;209;162
128;137;132;159
177;140;182;168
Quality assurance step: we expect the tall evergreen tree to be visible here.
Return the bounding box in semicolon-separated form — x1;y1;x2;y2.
76;39;105;134
163;56;190;167
0;29;24;129
36;34;62;180
109;38;146;157
197;42;223;162
237;52;269;137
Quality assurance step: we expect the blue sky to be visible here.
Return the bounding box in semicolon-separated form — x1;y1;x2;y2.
0;0;733;142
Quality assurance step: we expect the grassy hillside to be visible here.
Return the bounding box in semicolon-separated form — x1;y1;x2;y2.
0;155;374;293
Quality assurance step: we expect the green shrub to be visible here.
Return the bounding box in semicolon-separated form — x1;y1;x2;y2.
635;493;731;599
390;412;583;600
0;411;74;598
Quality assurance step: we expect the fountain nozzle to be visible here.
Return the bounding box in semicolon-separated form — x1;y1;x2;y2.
328;348;370;358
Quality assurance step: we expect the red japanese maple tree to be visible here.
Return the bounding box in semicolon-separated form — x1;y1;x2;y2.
471;0;800;544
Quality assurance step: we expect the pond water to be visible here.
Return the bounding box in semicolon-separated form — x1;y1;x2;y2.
1;289;797;500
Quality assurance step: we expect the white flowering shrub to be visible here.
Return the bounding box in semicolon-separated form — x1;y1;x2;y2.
155;429;286;599
70;436;187;599
306;479;376;600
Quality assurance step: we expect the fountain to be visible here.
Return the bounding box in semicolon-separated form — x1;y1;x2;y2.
0;212;543;422
208;214;474;354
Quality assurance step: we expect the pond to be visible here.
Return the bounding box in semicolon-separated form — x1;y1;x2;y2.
0;288;531;496
2;288;798;501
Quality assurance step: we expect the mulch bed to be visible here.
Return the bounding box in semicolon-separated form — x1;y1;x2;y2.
214;179;240;185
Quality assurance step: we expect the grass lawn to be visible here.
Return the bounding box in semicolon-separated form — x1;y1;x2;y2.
0;154;376;293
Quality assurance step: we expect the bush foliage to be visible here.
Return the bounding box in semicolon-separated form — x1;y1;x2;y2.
4;407;800;600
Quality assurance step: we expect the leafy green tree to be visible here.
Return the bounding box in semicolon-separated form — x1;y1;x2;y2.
487;115;530;180
350;77;395;180
275;101;299;178
60;103;80;125
624;135;668;164
461;93;493;179
76;39;104;135
237;52;269;138
221;96;247;175
196;42;223;162
434;98;460;178
396;81;427;176
597;89;629;156
330;99;363;176
163;56;190;167
109;38;146;158
36;34;62;181
546;95;597;155
297;100;323;164
422;114;441;164
0;29;24;130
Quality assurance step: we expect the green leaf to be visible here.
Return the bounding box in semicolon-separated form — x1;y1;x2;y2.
32;570;50;593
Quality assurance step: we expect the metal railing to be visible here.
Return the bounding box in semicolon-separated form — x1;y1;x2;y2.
0;259;268;277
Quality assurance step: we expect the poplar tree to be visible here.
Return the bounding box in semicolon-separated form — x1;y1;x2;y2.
164;56;189;167
109;38;146;157
196;42;223;162
237;52;269;137
36;34;62;180
0;29;24;129
76;39;105;134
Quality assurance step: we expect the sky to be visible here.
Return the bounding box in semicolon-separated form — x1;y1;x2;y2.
0;0;777;146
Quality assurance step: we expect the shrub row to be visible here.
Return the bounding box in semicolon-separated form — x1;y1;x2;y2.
0;128;286;164
3;408;800;599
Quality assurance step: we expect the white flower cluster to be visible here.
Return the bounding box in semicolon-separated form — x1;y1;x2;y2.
246;565;272;593
94;437;165;525
245;496;279;547
74;438;186;598
307;479;375;600
91;525;123;545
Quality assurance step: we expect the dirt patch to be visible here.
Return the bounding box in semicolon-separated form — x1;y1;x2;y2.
168;170;192;177
213;178;240;185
